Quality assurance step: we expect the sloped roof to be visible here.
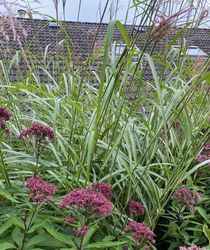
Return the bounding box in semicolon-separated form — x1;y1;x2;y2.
3;18;210;55
0;18;209;81
1;18;136;59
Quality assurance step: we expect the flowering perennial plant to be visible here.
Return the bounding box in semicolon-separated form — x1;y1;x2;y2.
59;188;113;217
204;143;210;151
196;142;210;166
124;221;155;245
64;215;75;224
0;106;12;133
179;244;207;250
91;182;113;200
173;187;201;211
144;247;151;250
19;122;54;142
128;200;145;216
25;176;57;205
75;225;88;237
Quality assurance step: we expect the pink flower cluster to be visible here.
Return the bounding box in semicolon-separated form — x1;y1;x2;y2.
75;225;88;237
0;106;12;133
64;216;75;225
128;200;145;216
179;244;206;250
196;142;210;166
59;188;113;217
173;188;201;211
144;247;151;250
19;122;54;142
25;176;57;205
91;182;113;200
124;221;155;244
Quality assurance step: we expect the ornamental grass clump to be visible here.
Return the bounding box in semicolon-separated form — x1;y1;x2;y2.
0;0;209;248
173;188;201;211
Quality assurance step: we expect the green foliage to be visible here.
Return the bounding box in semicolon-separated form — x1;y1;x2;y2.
0;1;209;249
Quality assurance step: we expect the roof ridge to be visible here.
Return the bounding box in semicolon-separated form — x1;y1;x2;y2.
13;17;210;30
15;17;146;28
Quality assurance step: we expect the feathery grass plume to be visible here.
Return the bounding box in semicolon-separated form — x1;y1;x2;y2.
53;0;59;20
150;7;190;41
109;0;119;21
77;0;82;21
62;0;67;20
0;0;28;41
0;0;31;68
197;8;209;25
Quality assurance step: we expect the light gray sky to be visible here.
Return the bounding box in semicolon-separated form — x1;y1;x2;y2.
1;0;210;27
6;0;137;23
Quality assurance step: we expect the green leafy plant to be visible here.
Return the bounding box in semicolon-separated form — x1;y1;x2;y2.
0;0;209;249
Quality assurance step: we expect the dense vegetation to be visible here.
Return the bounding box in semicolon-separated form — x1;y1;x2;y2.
0;0;209;249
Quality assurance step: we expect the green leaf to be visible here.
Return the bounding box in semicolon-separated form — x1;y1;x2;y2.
12;227;23;247
60;248;77;250
30;249;45;250
9;216;25;229
26;233;51;248
36;236;67;248
115;20;131;48
0;188;17;203
0;243;16;250
82;226;97;247
102;235;116;241
28;220;47;233
43;222;73;245
60;249;77;250
197;207;210;224
0;220;13;236
203;224;210;244
84;241;127;249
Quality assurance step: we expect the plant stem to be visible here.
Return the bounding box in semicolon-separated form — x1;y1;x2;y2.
20;209;29;250
20;203;38;250
34;140;41;175
0;142;11;187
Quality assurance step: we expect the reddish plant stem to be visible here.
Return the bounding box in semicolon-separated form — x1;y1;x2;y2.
20;203;38;250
